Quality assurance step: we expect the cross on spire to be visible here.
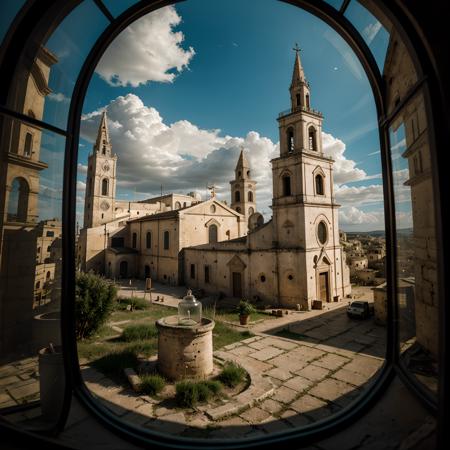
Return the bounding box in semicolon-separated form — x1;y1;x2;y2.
293;42;301;55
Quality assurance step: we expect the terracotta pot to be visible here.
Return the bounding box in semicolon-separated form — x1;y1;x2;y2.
239;314;249;325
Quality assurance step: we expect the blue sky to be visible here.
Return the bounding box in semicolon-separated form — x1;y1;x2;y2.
27;0;411;231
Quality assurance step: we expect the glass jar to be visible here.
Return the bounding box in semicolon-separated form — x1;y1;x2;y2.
178;290;202;325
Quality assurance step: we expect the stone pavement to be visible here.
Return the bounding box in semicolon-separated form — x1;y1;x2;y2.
0;356;40;411
81;329;384;439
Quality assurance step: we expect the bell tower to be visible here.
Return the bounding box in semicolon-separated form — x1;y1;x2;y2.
83;112;117;228
230;147;257;229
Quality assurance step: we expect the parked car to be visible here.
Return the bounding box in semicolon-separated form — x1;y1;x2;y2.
347;301;374;319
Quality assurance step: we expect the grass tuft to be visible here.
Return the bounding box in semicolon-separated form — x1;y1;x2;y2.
121;324;158;341
91;350;139;383
217;362;246;388
140;374;166;396
175;380;223;407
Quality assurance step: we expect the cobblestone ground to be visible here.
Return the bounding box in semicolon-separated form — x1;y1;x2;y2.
81;302;385;439
0;357;40;410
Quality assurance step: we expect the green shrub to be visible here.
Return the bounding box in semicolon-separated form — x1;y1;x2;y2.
236;300;256;316
175;380;223;407
91;350;139;382
121;324;158;342
175;381;198;407
75;272;117;340
217;362;246;388
115;297;149;311
140;374;165;396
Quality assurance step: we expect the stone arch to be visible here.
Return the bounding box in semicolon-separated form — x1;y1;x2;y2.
24;132;33;157
175;201;181;209
101;178;109;196
208;223;218;243
281;171;292;196
235;190;241;202
308;126;317;151
248;191;253;202
286;127;294;153
8;177;29;222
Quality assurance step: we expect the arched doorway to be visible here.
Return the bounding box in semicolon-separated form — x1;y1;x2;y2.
119;260;128;278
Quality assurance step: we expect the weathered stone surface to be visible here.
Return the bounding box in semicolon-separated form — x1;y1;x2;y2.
124;368;141;392
8;380;39;400
266;367;292;381
240;407;272;424
295;365;331;382
267;354;308;372
249;346;284;361
342;356;383;378
308;378;356;402
258;337;298;350
259;398;284;414
284;375;313;392
0;375;20;386
273;386;298;404
332;368;369;386
290;394;328;414
312;353;350;371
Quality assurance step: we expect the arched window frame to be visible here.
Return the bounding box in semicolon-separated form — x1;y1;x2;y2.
23;131;33;157
208;223;218;243
163;230;170;250
235;190;240;202
101;178;108;196
0;0;445;446
7;177;29;222
248;191;253;202
286;127;294;153
281;171;292;197
308;126;317;151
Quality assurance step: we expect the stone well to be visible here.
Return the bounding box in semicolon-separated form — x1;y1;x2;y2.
155;315;215;381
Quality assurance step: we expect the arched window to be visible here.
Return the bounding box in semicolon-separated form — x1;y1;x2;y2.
35;281;40;289
309;127;317;151
306;94;310;109
101;178;108;196
315;174;324;195
102;146;106;155
248;207;254;216
24;132;32;157
287;127;294;153
132;232;137;248
296;93;301;107
163;231;170;250
7;177;29;222
146;232;151;249
282;175;292;196
248;191;253;202
235;190;240;202
46;271;51;279
175;201;181;209
209;224;218;243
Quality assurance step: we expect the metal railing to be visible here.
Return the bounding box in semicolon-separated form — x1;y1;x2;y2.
278;105;323;118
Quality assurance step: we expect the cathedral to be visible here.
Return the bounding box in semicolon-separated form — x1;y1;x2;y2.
79;48;351;309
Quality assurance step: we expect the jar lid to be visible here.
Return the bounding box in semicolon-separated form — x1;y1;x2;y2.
183;289;195;302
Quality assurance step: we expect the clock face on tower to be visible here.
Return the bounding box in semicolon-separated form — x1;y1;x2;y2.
100;201;110;211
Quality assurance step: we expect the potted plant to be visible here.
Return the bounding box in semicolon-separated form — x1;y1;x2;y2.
237;300;255;325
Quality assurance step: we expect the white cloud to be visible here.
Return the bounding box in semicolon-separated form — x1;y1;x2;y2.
48;92;70;103
335;183;384;206
96;6;195;87
80;94;277;216
363;21;382;44
322;132;367;184
77;163;88;175
339;206;383;225
79;94;395;226
76;180;86;193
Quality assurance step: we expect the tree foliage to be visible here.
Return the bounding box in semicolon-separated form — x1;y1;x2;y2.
75;272;117;340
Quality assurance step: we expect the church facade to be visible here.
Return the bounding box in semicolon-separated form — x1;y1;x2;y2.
79;49;350;309
184;50;351;309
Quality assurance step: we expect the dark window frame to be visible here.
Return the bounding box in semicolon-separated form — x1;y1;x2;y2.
0;0;447;447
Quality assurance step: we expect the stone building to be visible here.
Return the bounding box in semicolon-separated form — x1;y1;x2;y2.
383;29;438;358
184;50;351;309
0;47;58;355
79;114;247;278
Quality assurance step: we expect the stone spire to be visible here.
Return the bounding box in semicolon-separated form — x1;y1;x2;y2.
289;43;311;111
94;111;112;156
291;43;307;87
235;146;250;180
